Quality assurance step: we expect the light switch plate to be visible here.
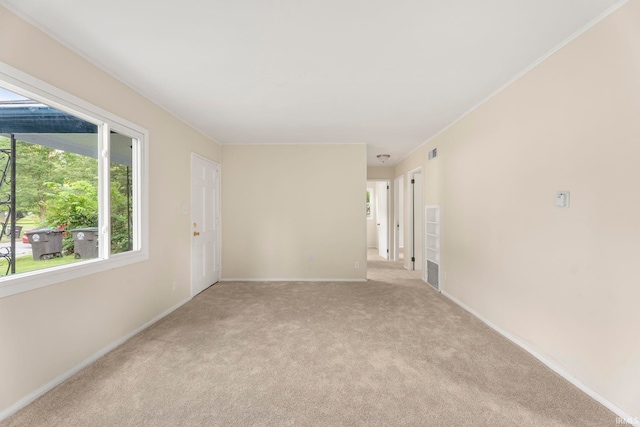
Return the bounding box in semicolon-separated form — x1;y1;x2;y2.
555;191;570;208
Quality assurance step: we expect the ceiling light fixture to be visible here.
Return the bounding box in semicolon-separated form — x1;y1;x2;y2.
377;154;391;164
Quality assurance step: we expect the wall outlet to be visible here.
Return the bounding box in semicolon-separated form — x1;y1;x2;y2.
355;261;360;269
172;281;177;291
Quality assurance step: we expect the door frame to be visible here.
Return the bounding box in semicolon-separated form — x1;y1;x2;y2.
190;153;221;297
365;179;391;260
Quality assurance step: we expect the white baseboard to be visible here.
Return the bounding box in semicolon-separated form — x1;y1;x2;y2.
220;278;367;282
0;297;192;422
441;290;638;424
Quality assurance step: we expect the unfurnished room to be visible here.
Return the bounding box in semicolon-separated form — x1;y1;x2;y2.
0;1;639;426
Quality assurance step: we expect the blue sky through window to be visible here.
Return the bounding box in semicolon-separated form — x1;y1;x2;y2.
0;87;30;102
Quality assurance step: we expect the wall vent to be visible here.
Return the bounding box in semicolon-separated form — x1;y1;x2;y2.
427;261;439;289
428;148;438;160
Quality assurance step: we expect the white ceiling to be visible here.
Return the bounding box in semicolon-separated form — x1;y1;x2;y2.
0;0;623;165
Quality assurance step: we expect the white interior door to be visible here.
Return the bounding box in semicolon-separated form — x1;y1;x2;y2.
393;177;399;260
394;175;404;261
377;181;389;259
191;154;220;296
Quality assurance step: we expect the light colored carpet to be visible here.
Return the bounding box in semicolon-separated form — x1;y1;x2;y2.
2;255;617;426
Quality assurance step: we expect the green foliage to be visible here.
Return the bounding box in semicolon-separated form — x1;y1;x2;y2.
0;136;98;220
0;135;132;255
44;179;132;254
45;181;98;228
45;181;98;254
110;173;133;254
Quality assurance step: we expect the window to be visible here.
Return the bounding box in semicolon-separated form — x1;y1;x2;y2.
0;63;147;298
110;131;134;254
366;187;374;219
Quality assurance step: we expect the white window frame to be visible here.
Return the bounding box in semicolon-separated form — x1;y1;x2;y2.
0;62;149;298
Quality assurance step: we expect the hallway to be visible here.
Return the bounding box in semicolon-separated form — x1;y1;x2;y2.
367;247;421;284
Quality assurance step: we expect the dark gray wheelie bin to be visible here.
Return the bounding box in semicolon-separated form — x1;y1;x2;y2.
70;227;99;259
6;225;22;238
25;229;64;260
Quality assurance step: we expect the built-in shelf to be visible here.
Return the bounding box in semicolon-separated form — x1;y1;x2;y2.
425;205;440;291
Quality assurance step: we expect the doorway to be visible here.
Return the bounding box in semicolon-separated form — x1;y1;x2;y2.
366;180;390;261
191;153;221;296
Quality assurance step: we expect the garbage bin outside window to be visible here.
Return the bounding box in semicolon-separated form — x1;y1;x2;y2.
6;225;22;239
25;229;64;260
71;227;99;259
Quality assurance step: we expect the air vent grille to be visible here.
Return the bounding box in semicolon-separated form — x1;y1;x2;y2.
427;261;439;288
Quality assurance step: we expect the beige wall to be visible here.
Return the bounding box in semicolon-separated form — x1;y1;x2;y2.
0;7;221;415
221;144;366;280
366;166;395;180
397;1;640;418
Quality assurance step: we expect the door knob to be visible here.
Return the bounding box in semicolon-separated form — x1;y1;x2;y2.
193;231;200;237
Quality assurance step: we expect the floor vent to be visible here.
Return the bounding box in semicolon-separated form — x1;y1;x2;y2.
427;260;439;289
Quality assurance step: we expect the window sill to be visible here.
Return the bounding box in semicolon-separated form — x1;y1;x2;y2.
0;250;149;299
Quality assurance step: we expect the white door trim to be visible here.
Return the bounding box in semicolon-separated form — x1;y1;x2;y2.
366;178;392;260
